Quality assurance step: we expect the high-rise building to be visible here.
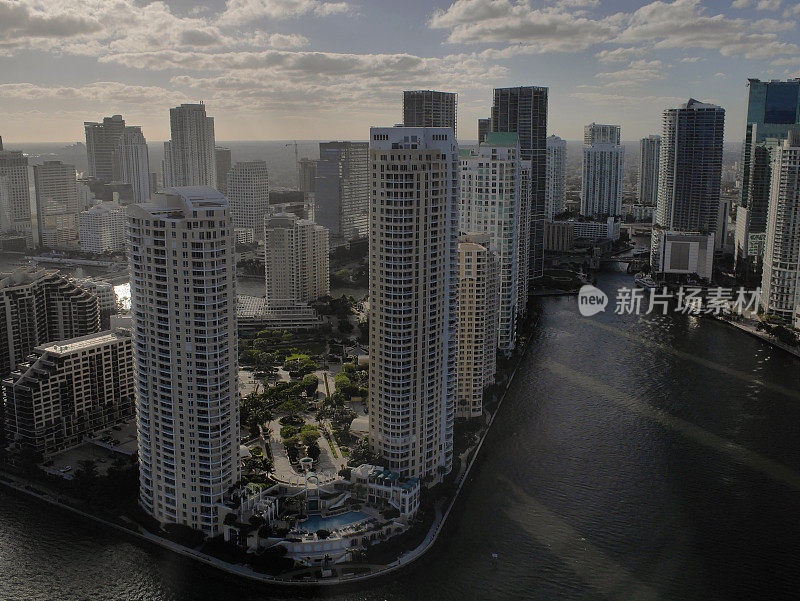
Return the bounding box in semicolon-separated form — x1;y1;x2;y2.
652;99;725;274
581;123;623;218
79;202;126;254
546;135;567;220
459;132;523;351
0;147;32;243
477;118;490;143
162;103;216;189
112;127;151;204
2;329;134;459
456;235;499;419
761;128;800;319
215;147;231;195
34;161;80;249
638;135;661;206
0;267;100;379
85;115;126;181
735;79;800;268
226;161;269;240
298;158;319;193
368;126;458;481
126;186;240;535
491;86;548;280
315;141;369;240
263;213;329;307
403;90;457;135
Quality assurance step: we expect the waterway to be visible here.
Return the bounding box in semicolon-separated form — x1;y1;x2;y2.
2;269;800;600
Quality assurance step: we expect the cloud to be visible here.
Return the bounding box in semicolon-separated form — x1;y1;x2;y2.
756;0;782;10
264;33;310;49
714;72;727;77
0;82;179;104
615;0;799;59
429;0;615;51
594;59;663;85
569;90;683;107
0;0;102;40
596;46;645;63
679;56;704;62
218;0;349;25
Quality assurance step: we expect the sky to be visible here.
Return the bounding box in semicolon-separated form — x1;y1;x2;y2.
1;0;799;144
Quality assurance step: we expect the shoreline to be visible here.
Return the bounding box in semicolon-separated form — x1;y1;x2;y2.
713;317;800;360
0;314;538;589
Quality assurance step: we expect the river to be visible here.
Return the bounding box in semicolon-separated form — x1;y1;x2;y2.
2;269;800;600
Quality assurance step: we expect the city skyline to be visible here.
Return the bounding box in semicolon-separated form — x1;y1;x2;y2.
1;1;799;144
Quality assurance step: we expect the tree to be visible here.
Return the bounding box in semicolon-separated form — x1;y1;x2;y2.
306;441;321;460
301;374;319;397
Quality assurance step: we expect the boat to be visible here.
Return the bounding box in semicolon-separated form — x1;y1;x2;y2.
634;274;658;289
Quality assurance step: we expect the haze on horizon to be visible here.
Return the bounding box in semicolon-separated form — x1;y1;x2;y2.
1;0;799;144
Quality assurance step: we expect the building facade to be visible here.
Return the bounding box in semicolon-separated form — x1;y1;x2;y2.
226;161;270;241
2;329;134;459
263;213;329;307
112;126;150;204
546;135;567;220
403;90;457;135
491;86;548;280
85;115;126;182
368;126;458;481
0;267;100;379
314;142;369;241
652;99;725;272
761;129;800;319
0;147;32;243
456;237;499;419
638;134;661;206
79;202;126;254
126;186;240;535
162;104;217;189
736;79;800;268
459;132;523;351
34;161;80;249
298;158;318;194
581;123;624;218
215;147;231;196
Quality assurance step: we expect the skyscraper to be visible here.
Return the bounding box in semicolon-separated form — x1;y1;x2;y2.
85;115;126;181
0;267;100;379
368;126;458;480
456;235;499;419
0;146;32;243
315;141;369;240
298;158;318;194
459;132;523;351
263;213;329;307
226;161;270;240
162;103;216;189
652;99;725;273
761;128;800;320
127;187;240;535
113;127;151;204
581;123;623;218
638;135;661;206
546;135;567;220
491;86;548;280
735;79;800;268
79;202;126;254
215;147;231;196
477;118;490;143
403;90;457;135
34;161;80;249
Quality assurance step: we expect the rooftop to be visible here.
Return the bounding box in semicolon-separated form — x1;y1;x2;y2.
482;132;519;147
39;329;130;355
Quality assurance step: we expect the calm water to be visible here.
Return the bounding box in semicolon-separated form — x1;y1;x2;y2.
3;269;800;601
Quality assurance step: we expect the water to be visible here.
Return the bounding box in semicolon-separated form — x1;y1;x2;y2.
300;512;370;532
2;269;800;600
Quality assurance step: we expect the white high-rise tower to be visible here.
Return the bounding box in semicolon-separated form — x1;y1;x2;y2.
368;126;458;481
581;123;624;218
227;161;270;240
162;103;216;188
127;186;240;536
113;127;151;204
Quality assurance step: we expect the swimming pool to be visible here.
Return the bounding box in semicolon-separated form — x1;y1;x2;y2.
299;511;369;532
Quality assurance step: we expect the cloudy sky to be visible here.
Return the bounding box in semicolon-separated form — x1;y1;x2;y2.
1;0;799;144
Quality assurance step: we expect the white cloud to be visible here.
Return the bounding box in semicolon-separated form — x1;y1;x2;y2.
714;72;727;77
429;0;615;50
218;0;349;26
756;0;782;10
679;56;704;62
594;59;663;85
0;81;179;104
596;46;645;63
731;0;752;7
